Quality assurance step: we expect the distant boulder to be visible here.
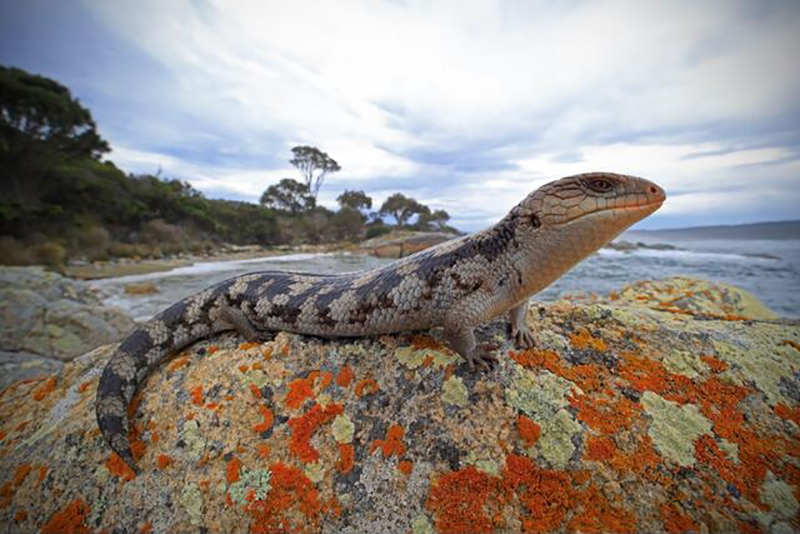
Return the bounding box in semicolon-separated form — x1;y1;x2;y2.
359;231;457;258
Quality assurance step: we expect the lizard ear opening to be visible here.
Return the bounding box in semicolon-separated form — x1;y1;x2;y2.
530;214;541;228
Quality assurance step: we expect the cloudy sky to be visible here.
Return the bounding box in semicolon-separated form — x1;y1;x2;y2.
2;0;799;231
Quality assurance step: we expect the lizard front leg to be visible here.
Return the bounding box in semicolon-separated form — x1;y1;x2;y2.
216;306;274;343
509;298;536;349
442;292;498;371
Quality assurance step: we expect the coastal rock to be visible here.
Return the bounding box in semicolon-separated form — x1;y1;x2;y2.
359;232;456;258
1;277;798;533
0;267;135;362
124;283;159;295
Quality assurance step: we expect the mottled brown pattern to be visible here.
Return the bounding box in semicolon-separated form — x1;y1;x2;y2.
96;172;665;469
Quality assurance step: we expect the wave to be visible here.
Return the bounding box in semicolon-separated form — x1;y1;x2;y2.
598;248;780;262
91;253;332;286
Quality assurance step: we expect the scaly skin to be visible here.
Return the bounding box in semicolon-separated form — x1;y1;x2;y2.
96;172;666;470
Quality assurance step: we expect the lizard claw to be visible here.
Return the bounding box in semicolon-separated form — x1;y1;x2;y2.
466;349;498;372
512;327;537;349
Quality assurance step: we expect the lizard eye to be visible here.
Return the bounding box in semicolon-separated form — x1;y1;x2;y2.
588;178;614;192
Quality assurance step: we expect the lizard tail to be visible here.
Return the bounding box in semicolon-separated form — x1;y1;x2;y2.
95;295;219;473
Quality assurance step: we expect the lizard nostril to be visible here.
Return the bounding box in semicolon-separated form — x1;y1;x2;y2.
649;186;657;195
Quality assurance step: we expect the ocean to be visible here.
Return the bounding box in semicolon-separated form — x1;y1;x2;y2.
91;235;800;322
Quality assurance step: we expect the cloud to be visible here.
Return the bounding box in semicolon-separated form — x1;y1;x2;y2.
2;0;799;230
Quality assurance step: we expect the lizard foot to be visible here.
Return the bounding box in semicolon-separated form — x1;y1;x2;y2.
466;348;498;372
511;327;536;349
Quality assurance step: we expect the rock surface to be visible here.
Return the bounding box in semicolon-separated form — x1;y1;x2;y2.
0;267;135;387
1;277;798;533
359;232;457;258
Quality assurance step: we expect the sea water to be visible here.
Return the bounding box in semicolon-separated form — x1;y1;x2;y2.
92;236;800;322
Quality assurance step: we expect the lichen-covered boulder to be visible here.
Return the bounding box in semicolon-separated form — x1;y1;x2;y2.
1;278;798;533
0;267;135;362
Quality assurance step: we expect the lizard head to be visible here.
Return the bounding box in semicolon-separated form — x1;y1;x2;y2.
517;172;666;246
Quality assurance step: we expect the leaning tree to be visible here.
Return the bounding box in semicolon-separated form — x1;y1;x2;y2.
288;145;341;200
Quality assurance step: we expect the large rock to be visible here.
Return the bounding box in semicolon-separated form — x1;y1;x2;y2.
360;232;457;259
1;278;798;533
0;267;135;362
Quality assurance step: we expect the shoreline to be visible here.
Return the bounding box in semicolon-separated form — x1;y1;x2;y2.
62;243;356;280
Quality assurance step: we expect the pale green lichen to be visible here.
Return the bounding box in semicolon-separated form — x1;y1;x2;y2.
642;391;712;466
441;376;468;407
506;366;582;468
464;450;501;476
181;419;206;461
180;482;203;525
316;393;332;407
505;366;576;416
760;471;799;518
243;370;271;389
229;468;272;505
411;514;434;534
539;408;582;468
395;346;458;370
662;350;708;378
332;414;355;444
304;462;325;483
719;438;740;463
714;329;800;406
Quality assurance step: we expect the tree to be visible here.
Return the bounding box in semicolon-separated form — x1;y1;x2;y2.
1;66;111;204
337;190;372;212
259;178;316;214
0;66;110;159
289;145;341;199
417;208;451;231
379;193;427;228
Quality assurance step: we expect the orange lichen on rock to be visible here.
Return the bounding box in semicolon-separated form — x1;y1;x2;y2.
106;453;136;481
411;335;445;351
398;460;413;475
354;378;379;397
13;464;31;487
167;355;190;372
246;462;323;534
36;466;48;488
249;383;262;399
426;465;499;534
139;521;153;533
32;376;57;401
239;364;250;373
569;328;608;352
502;453;575;533
660;503;699;534
336;365;354;388
570;394;641;435
239;341;261;351
190;385;204;406
584;435;616;462
510;348;605;393
782;339;800;351
226;457;242;485
285;375;317;409
252;405;274;434
78;380;93;393
257;443;271;459
568;485;636;534
209;345;219;354
14;510;27;522
40;499;92;534
156;454;173;469
373;424;406;459
288;402;344;464
338;443;354;474
0;481;12;509
618;352;695;402
699;355;729;373
517;415;540;447
775;403;800;426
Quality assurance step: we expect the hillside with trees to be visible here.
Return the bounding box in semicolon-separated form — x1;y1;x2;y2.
0;66;457;267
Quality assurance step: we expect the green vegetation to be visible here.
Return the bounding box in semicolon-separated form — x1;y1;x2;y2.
0;66;456;267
